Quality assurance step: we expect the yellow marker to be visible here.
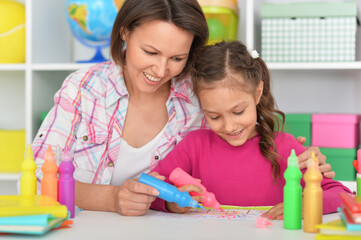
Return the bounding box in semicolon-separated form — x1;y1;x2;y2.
20;145;37;196
303;152;323;233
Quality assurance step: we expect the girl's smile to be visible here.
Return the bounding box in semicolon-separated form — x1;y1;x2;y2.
225;129;244;139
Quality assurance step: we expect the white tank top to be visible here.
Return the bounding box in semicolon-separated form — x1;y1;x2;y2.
110;126;166;186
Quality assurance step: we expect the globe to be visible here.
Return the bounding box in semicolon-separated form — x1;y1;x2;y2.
207;18;225;45
65;0;123;63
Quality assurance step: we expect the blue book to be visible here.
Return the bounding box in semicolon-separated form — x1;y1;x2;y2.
338;207;361;231
0;214;68;235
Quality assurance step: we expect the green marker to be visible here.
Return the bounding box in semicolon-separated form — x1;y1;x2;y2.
357;174;361;197
283;149;302;229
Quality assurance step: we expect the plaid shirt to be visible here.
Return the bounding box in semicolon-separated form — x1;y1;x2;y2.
32;61;206;185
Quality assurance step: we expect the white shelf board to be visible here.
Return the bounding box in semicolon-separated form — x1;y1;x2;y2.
0;64;26;71
0;173;20;181
267;62;361;70
32;63;94;71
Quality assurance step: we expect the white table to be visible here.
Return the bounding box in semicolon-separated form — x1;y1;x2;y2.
1;210;339;240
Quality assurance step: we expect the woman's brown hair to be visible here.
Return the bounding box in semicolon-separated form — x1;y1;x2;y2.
192;40;285;181
110;0;209;80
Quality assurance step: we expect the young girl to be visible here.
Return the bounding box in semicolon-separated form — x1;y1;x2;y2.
150;40;351;219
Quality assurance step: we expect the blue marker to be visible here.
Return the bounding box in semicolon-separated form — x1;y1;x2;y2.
138;173;203;209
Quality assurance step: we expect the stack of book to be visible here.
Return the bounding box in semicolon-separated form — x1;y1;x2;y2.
315;192;361;239
0;195;71;235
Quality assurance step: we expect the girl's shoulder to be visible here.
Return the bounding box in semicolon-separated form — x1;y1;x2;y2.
274;131;297;142
274;131;299;147
274;131;306;156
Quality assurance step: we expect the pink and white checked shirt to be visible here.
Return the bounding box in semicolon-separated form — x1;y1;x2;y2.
32;61;206;185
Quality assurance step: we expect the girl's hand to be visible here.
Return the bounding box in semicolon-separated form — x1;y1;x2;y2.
296;136;335;179
165;184;203;213
262;203;284;220
114;172;165;216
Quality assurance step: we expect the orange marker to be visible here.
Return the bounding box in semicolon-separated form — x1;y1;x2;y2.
41;145;58;201
303;152;323;233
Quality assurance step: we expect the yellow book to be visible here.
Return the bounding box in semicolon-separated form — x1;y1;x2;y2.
0;195;68;218
315;234;361;240
316;219;361;237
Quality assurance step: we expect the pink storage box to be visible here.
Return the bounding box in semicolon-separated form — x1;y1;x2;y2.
312;114;360;148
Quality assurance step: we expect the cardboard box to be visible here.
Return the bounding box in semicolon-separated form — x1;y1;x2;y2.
312;114;360;148
282;113;312;146
0;130;25;173
261;2;358;62
320;147;357;181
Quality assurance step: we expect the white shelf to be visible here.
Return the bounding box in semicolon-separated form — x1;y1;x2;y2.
0;173;20;181
32;63;94;71
268;62;361;70
0;64;26;71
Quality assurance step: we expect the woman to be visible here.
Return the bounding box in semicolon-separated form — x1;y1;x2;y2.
32;0;333;216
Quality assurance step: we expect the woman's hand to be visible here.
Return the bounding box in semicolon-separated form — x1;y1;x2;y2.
114;172;165;216
296;136;335;179
165;184;203;213
262;203;284;220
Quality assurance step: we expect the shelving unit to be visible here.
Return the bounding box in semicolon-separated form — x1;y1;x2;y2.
0;0;360;193
0;0;107;192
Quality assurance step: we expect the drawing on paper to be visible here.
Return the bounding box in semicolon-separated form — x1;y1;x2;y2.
150;205;271;221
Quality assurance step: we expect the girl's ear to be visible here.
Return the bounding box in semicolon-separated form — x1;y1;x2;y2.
256;81;264;104
120;27;129;41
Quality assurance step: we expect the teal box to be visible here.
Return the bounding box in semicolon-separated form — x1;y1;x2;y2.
320;148;357;181
277;114;312;146
261;2;358;62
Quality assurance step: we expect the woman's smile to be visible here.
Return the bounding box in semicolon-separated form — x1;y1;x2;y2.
143;72;161;83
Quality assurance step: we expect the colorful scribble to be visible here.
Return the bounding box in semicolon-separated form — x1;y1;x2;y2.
150;206;271;221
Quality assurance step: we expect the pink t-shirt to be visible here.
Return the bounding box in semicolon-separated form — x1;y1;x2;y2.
151;129;351;214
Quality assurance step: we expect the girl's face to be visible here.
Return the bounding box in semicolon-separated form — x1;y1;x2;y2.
122;20;194;94
199;79;263;147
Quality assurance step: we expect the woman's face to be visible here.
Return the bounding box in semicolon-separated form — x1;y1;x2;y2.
122;20;194;94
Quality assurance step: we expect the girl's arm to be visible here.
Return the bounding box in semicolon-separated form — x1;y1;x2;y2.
294;136;351;214
263;134;350;219
318;177;352;214
150;131;201;212
261;177;351;220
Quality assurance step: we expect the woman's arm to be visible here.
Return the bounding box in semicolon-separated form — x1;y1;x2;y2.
75;181;119;212
75;172;164;216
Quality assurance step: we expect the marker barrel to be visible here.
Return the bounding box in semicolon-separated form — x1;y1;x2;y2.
169;167;222;210
139;173;201;208
357;174;361;197
58;149;75;218
283;150;302;229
